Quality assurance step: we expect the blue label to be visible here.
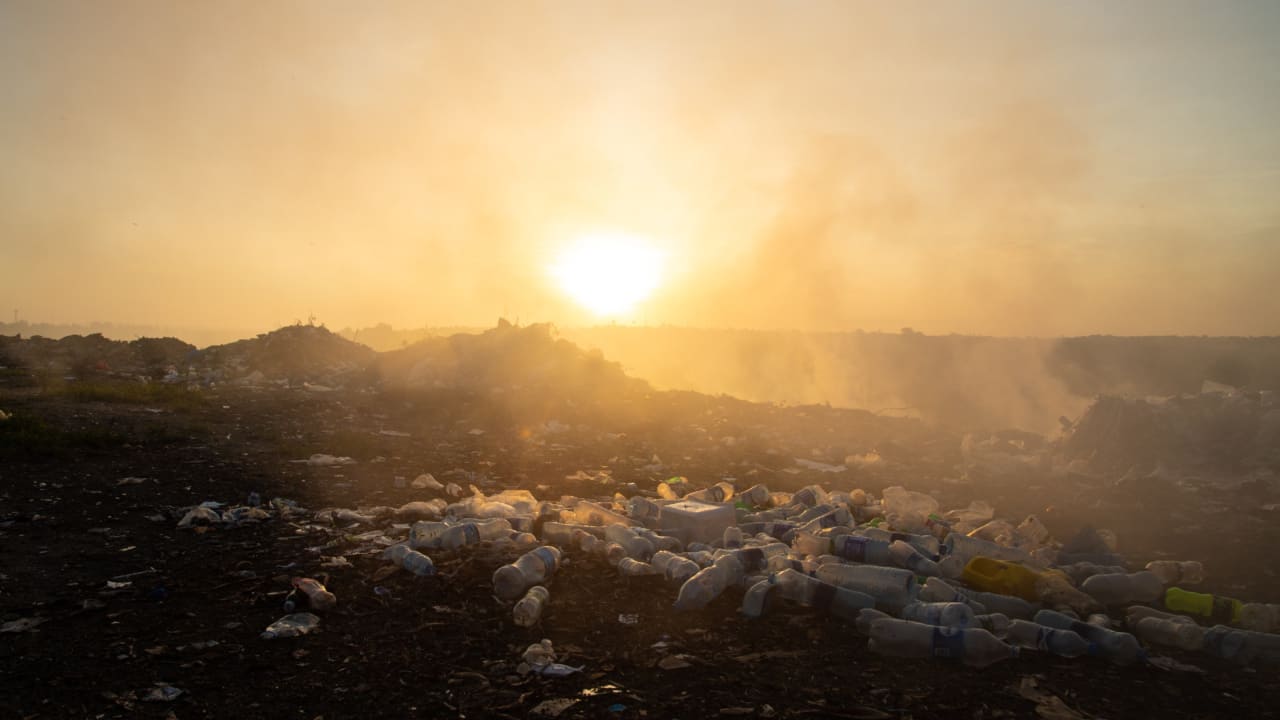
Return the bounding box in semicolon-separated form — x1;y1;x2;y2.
533;547;557;573
835;536;869;562
932;626;967;660
463;524;480;545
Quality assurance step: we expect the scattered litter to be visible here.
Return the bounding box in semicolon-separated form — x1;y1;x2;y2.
142;685;184;703
304;454;356;466
260;613;320;640
0;617;48;633
530;698;579;717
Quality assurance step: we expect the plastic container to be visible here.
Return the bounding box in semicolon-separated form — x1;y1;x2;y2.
1145;560;1204;586
513;586;550;627
1057;562;1129;586
1034;609;1143;665
1134;616;1205;651
1164;587;1242;624
1125;605;1196;627
868;618;1017;668
742;569;874;620
889;540;940;576
659;500;736;545
1081;571;1164;606
961;557;1042;602
604;525;656;560
901;601;977;628
493;546;562;601
1004;619;1092;657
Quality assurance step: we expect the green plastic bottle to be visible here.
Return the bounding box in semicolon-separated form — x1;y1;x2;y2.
1165;587;1242;623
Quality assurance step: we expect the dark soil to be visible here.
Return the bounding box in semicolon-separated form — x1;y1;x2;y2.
1;377;1276;720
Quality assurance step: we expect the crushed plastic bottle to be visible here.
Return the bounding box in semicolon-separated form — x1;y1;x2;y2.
261;613;320;640
493;546;562;601
1145;560;1204;586
513;586;550;627
401;549;437;576
289;577;336;612
1004;619;1092;658
1080;571;1164;605
1034;609;1143;665
880;486;940;535
868;618;1017;668
1134;616;1205;651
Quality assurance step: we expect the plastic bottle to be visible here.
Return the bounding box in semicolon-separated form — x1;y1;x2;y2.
1004;619;1092;658
975;613;1010;637
889;540;940;576
901;601;977;628
792;531;831;557
739;484;771;507
944;533;1035;566
1081;571;1164;605
574;529;603;555
604;525;655;560
856;607;892;635
739;521;797;540
868;618;1017;668
1202;625;1280;665
1057;562;1129;586
1145;560;1204;586
287;577;336;612
760;569;875;621
816;563;917;612
1125;605;1196;627
409;521;451;549
830;535;893;565
382;543;412;564
797;507;853;535
635;528;683;553
879;486;940;535
791;484;828;508
1164;587;1242;624
674;553;744;610
402;549;437;576
919;577;1036;619
960;557;1042;601
651;550;700;584
1134;616;1205;651
261;613;320;640
493;546;562;601
439;518;513;549
858;528;940;559
685;481;735;504
1034;609;1143;665
513;586;550;627
722;526;743;549
733;543;790;573
541;521;598;546
617;557;660;577
569;500;635;527
628;496;663;524
1239;603;1280;633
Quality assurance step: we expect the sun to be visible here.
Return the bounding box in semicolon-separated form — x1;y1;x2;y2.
550;232;664;317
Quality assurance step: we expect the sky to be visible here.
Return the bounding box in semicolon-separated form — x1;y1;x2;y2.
2;0;1279;336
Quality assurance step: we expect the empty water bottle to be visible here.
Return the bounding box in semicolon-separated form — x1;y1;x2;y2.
1145;560;1204;585
758;569;875;621
685;481;735;504
628;496;663;524
1081;571;1164;605
901;601;977;628
791;484;828;507
915;577;990;616
1202;624;1280;665
1125;605;1196;626
261;613;320;640
651;550;700;584
493;546;562;601
974;613;1010;636
605;525;655;560
1034;609;1143;665
617;557;660;576
1004;619;1092;658
289;577;337;612
739;483;771;507
889;540;940;576
944;532;1035;566
439;518;513;549
816;563;917;612
402;549;436;576
856;607;892;635
382;543;412;564
1058;562;1129;586
1240;603;1280;633
830;534;893;565
1134;616;1205;651
513;586;550;627
722;526;743;549
859;528;940;559
674;553;744;610
868;618;1017;668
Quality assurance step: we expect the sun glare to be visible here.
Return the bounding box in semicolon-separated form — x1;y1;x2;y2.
550;233;664;318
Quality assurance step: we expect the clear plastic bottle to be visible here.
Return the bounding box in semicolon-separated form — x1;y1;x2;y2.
261;613;320;640
1034;609;1143;665
513;586;550;627
628;496;663;524
1004;619;1092;657
943;532;1034;566
901;601;978;628
382;543;412;564
868;618;1017;668
1202;625;1280;665
739;484;771;507
288;577;336;612
617;557;660;576
439;518;513;549
1125;605;1196;626
733;543;791;573
1057;561;1129;586
722;526;744;549
792;531;831;557
856;607;892;635
797;507;853;535
764;569;875;621
1134;616;1205;651
674;553;744;610
974;613;1010;637
1239;603;1280;633
410;521;452;549
541;521;596;546
1081;571;1164;605
829;534;893;565
858;528;940;559
651;550;701;584
574;529;603;554
685;481;735;504
604;542;627;566
1145;560;1204;586
493;546;562;601
815;563;917;612
791;484;828;507
604;525;656;560
402;549;437;576
739;521;797;540
915;577;990;615
889;540;940;576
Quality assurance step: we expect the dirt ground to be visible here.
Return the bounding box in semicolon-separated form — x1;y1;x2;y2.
1;377;1277;719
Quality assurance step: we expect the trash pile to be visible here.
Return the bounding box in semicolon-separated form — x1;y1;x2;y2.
251;478;1279;670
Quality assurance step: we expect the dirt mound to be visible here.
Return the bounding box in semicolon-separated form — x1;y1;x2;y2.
0;333;196;378
200;324;376;387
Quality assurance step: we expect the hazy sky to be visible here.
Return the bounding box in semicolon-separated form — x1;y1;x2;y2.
3;0;1278;335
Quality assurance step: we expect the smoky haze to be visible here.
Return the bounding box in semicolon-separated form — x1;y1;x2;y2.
2;1;1279;335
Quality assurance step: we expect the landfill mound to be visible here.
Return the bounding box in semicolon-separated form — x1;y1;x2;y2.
199;324;377;387
0;333;196;379
1060;389;1280;475
376;320;645;397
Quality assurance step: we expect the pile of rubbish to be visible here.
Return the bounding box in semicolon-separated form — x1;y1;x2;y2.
1060;388;1280;475
251;478;1279;669
0;333;196;379
198;324;376;388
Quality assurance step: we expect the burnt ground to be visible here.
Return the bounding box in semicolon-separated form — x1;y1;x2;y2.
0;377;1277;719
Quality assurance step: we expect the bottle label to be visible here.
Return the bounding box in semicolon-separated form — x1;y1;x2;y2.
1212;596;1236;623
532;547;558;574
740;548;764;570
932;626;967;659
835;536;869;563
